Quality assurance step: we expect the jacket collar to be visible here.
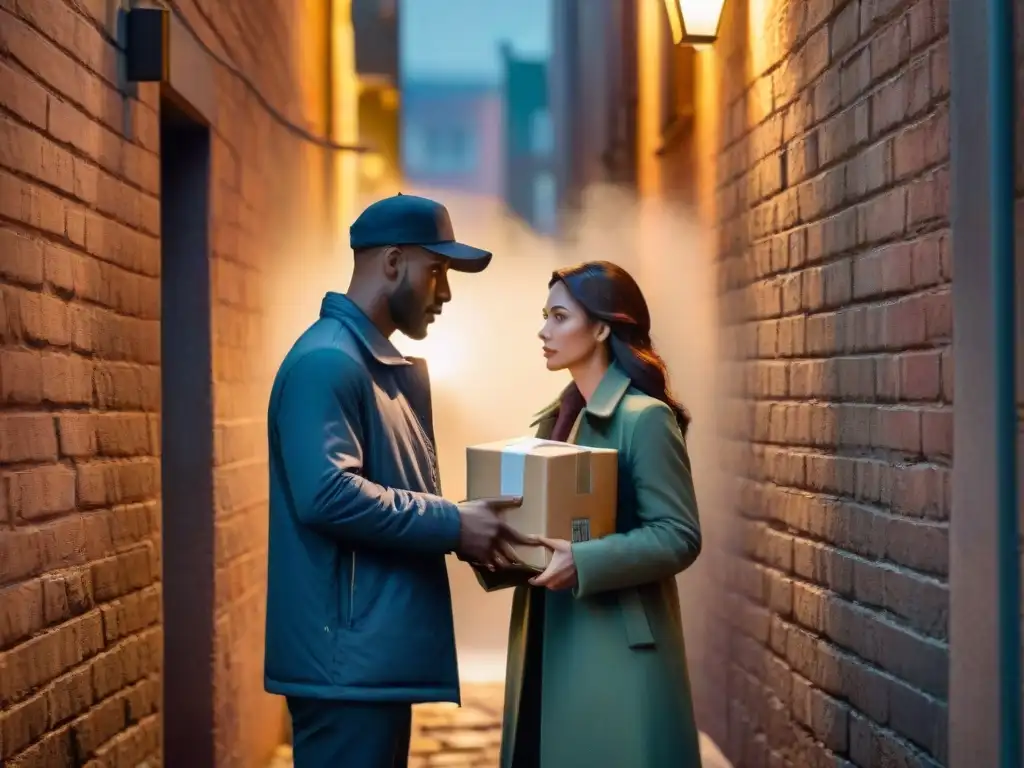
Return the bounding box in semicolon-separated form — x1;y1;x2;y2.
320;292;410;367
529;362;631;427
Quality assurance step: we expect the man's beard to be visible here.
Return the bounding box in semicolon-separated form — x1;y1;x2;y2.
387;274;428;340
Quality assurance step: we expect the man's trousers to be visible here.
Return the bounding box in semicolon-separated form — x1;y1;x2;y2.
287;698;413;768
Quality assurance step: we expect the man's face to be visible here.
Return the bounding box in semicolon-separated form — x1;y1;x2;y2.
387;246;452;340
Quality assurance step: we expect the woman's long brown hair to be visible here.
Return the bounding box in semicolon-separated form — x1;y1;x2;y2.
551;260;691;436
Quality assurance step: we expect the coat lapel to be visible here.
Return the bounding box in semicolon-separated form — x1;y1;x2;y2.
529;364;632;439
583;363;631;420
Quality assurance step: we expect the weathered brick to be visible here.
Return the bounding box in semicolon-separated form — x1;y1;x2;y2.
100;586;160;644
0;580;45;651
920;406;952;458
0;229;45;287
0;170;68;237
55;414;97;458
887;679;947;759
41;353;94;406
47;664;95;729
72;692;127;758
0;350;44;404
0;414;58;464
831;1;862;59
907;166;949;225
850;710;943;768
908;0;947;49
890;463;950;519
893;106;949;179
899;350;942;401
0;612;104;708
870;13;911;81
90;546;156;603
0;689;49;761
42;570;94;626
0;61;48;131
3;465;77;521
6;726;76;768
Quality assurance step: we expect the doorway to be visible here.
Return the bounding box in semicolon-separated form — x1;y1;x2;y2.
159;97;215;768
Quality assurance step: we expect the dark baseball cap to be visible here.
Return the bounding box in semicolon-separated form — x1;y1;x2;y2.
349;193;492;273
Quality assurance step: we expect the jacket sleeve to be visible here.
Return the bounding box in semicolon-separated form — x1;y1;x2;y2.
273;347;462;554
571;402;702;598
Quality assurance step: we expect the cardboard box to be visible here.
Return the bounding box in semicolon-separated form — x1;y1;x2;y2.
466;437;618;569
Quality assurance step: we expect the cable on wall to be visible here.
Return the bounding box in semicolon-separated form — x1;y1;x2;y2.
162;0;374;154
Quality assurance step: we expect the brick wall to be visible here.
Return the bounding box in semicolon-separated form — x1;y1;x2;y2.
709;1;952;766
0;2;164;764
0;1;332;765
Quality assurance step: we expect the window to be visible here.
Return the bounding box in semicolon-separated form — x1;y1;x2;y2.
404;126;430;172
529;109;554;157
532;171;557;233
403;124;478;176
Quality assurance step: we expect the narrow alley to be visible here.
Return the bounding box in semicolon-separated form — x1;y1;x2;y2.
0;0;1020;767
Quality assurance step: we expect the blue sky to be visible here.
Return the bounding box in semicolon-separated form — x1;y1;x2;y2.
400;0;550;82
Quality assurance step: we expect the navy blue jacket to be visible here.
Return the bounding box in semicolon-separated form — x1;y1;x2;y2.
264;292;463;703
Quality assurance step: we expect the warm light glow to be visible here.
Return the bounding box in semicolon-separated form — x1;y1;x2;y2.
361;153;386;182
332;0;361;230
664;0;726;45
638;0;666;196
400;325;463;384
380;86;399;111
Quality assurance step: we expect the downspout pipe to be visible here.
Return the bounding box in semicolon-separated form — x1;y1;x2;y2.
988;0;1020;763
950;0;1019;764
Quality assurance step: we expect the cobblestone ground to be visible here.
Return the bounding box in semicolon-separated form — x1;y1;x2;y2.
267;683;733;768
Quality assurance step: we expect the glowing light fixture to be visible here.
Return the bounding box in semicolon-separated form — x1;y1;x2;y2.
663;0;726;46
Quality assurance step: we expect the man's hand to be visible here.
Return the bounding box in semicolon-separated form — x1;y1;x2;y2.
488;527;540;570
529;537;577;590
456;496;523;565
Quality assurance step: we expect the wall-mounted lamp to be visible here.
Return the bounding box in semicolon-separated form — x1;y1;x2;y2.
124;6;170;83
663;0;726;46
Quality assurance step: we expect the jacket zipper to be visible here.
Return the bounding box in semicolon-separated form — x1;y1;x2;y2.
347;551;357;627
408;411;441;494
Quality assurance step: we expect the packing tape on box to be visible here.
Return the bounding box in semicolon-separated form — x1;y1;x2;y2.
498;438;592;496
499;438;557;496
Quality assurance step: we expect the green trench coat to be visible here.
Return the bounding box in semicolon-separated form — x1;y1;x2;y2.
475;363;704;768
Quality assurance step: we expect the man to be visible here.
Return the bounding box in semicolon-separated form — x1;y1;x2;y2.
264;194;523;767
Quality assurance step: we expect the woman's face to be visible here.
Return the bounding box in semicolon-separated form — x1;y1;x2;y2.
538;281;608;372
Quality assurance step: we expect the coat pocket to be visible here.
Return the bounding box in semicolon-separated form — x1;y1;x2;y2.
338;550;358;628
618;588;656;649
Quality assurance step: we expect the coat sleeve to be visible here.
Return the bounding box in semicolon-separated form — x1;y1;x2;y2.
571;402;702;598
273;347;462;554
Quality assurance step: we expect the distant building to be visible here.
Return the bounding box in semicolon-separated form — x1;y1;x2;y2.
501;45;557;235
400;79;503;197
398;0;637;240
548;0;638;231
493;0;640;238
353;0;402;203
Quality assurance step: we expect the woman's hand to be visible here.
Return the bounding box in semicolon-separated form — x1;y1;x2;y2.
529;537;578;590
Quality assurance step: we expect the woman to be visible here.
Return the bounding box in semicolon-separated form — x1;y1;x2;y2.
475;260;704;767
